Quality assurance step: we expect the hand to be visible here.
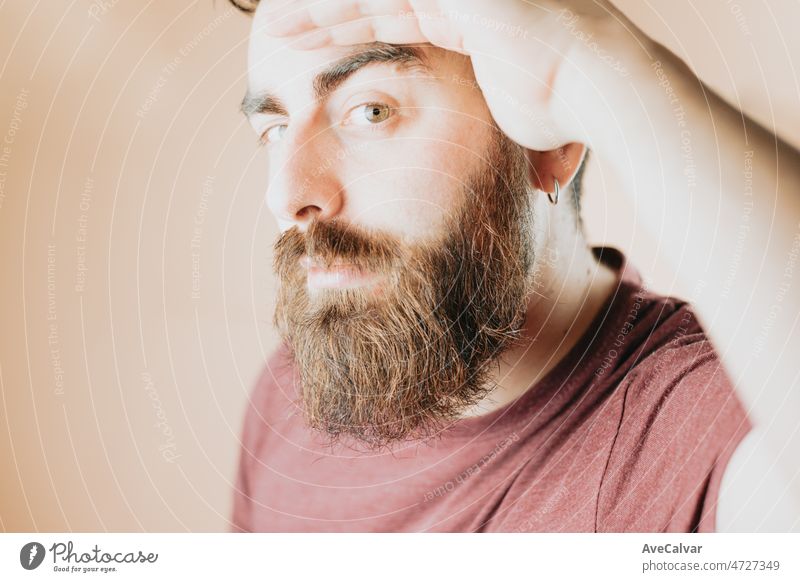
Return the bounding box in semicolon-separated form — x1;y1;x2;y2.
262;0;650;152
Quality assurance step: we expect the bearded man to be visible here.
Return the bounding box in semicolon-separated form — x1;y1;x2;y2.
230;0;800;532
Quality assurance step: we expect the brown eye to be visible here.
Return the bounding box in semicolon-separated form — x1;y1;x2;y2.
363;103;391;124
342;102;395;129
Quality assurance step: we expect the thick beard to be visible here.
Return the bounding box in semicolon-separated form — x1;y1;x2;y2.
273;132;534;449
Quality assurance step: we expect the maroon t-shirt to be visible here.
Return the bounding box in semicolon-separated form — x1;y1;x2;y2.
231;247;751;532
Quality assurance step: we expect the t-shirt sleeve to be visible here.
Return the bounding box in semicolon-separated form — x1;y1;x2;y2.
595;331;752;532
230;347;291;532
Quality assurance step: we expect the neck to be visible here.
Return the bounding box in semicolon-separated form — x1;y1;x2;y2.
461;198;619;418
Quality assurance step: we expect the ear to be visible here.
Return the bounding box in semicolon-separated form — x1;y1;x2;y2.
524;143;588;194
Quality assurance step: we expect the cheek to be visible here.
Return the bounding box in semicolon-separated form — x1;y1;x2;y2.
340;141;479;242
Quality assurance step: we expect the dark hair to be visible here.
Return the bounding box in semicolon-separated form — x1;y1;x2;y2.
571;149;588;230
229;0;259;12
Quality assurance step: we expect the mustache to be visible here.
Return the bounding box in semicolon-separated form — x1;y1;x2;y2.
273;219;405;277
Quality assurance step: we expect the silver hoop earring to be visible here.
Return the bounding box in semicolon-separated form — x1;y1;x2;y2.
547;180;560;205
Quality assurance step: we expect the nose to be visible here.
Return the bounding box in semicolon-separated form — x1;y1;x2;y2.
266;125;344;230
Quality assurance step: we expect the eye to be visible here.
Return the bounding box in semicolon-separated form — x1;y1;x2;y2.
259;123;288;146
344;102;394;126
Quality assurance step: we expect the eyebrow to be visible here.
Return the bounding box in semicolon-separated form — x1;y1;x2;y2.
241;44;429;119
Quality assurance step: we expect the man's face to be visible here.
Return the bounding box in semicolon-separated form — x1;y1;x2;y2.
247;5;536;447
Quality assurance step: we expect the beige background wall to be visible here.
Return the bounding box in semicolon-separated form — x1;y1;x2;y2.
0;0;797;531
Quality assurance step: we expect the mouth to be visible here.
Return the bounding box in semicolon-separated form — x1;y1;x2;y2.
300;256;381;290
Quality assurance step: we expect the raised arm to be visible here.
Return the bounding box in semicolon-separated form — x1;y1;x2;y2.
554;18;800;532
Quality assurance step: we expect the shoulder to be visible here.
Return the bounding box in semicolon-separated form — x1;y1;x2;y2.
624;302;734;410
619;299;748;437
596;301;752;531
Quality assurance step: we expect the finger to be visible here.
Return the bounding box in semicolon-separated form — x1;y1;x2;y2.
287;16;430;51
264;0;325;37
413;12;466;54
285;27;333;51
288;20;379;51
328;19;377;46
265;0;413;37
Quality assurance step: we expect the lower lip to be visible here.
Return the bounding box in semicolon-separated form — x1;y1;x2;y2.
306;264;379;289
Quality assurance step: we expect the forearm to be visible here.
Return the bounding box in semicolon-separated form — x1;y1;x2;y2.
569;42;800;506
